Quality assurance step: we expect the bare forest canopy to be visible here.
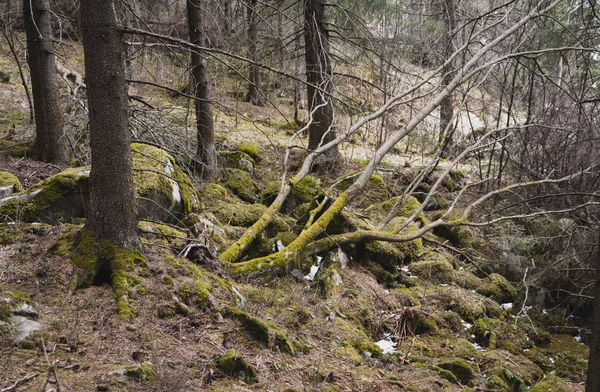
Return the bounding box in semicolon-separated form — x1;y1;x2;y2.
2;0;600;390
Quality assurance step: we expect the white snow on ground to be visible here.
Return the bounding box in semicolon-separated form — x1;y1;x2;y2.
304;256;322;281
164;159;181;203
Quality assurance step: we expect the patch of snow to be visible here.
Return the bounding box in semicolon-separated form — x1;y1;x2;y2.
471;342;484;351
549;357;555;364
164;159;181;203
231;286;246;308
376;337;398;354
542;309;548;315
501;303;513;310
461;320;473;330
337;248;349;269
276;240;285;251
304;256;322;281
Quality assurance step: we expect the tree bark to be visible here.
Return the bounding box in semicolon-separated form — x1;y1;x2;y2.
304;0;340;165
244;0;263;106
438;0;456;156
586;230;600;392
24;0;68;164
187;0;218;178
81;0;139;249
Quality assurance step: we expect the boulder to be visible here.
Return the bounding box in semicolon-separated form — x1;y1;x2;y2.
0;144;199;224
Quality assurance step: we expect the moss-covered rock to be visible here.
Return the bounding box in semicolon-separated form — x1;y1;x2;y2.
132;143;199;221
480;350;543;390
219;150;254;174
216;349;258;384
314;263;343;297
333;317;382;357
530;374;573;392
472;318;537;352
366;195;427;228
432;210;476;248
409;252;455;284
437;358;474;384
225;168;257;202
539;334;589;382
139;221;187;249
335;172;388;209
237;141;261;161
476;273;517;303
212;202;265;227
362;240;404;270
0;171;22;198
262;176;323;213
124;362;157;383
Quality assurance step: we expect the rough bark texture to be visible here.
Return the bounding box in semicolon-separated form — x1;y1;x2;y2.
438;0;456;155
187;0;218;178
81;0;140;249
244;0;263;106
586;230;600;392
24;0;68;164
304;0;340;164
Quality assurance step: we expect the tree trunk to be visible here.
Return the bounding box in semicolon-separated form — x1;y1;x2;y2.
81;0;139;249
586;230;600;392
438;0;456;156
304;0;340;165
24;0;68;164
187;0;218;178
244;0;263;106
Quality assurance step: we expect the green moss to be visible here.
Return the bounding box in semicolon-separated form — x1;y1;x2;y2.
476;273;517;303
367;196;427;227
276;231;297;246
224;168;256;202
437;358;474;384
124;362;157;383
216;349;258;384
530;374;572;392
334;317;382;356
212;202;265;227
291;175;321;203
260;180;281;205
314;264;343;297
132;143;199;217
480;350;543;390
414;309;439;335
472;318;536;352
392;287;422;306
431;365;458;383
363;240;403;270
542;334;589;382
237;141;261;161
408;253;455;284
157;305;175;319
0;171;22;191
219;150;255;173
139;221;187;249
162;276;173;288
0;302;11;321
336;172;388;208
0;168;90;223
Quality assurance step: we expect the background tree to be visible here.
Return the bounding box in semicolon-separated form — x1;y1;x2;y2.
187;0;218;178
304;0;340;165
24;0;68;163
81;0;139;249
245;0;264;106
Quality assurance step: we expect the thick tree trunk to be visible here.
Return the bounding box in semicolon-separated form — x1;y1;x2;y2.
304;0;340;165
438;0;456;155
24;0;68;164
187;0;218;178
81;0;139;249
586;230;600;391
244;0;263;106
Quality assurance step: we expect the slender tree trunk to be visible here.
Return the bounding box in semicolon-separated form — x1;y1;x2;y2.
244;0;263;106
304;0;340;165
81;0;139;249
586;230;600;392
438;0;456;156
187;0;218;178
24;0;68;163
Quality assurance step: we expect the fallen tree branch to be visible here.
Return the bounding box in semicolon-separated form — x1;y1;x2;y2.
1;373;39;392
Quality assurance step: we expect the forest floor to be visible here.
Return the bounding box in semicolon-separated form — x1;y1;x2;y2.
0;37;591;392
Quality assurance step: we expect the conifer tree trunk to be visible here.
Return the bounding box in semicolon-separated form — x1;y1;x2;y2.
24;0;68;164
438;0;456;155
81;0;139;249
187;0;218;178
245;0;263;106
304;0;340;165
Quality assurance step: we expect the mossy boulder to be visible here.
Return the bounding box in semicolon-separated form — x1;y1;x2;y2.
409;252;455;284
335;172;388;209
333;317;382;357
212;202;265;227
361;240;403;270
237;141;261;161
124;362;157;383
538;334;589;382
219;150;254;174
530;374;573;392
472;318;538;352
314;263;343;297
432;210;476;248
216;349;258;384
480;350;543;390
132;143;199;221
225;168;257;202
262;176;323;213
0;171;22;198
366;195;427;227
476;273;517;304
0;167;90;223
139;221;187;249
0;144;199;224
437;358;474;384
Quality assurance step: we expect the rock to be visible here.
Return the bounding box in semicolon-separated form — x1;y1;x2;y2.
437;358;474;384
476;273;518;303
408;252;455;284
314;263;343;297
0;144;199;224
11;316;41;341
236;141;261;161
0;171;22;198
216;349;258;384
225;168;257;202
12;303;39;319
0;70;11;83
219;151;254;174
261;176;323;213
